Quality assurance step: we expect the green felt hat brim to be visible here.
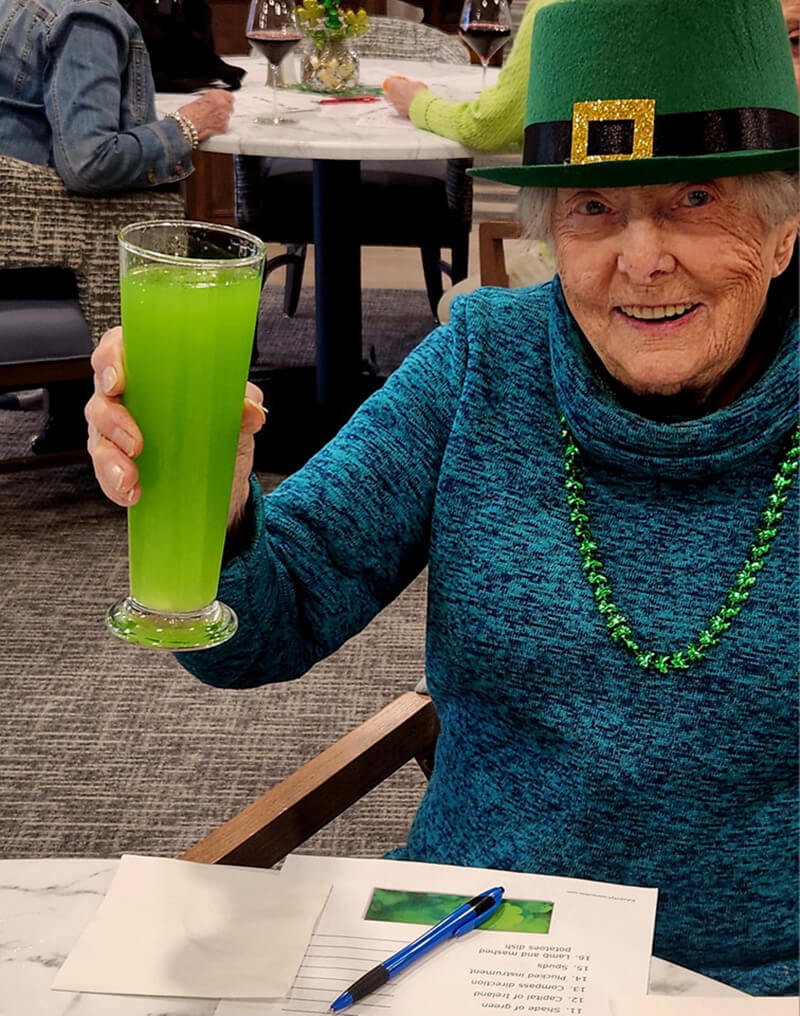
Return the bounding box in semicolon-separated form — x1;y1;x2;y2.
468;147;800;189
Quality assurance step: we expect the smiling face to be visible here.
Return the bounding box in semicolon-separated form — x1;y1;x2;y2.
783;0;800;92
549;179;798;402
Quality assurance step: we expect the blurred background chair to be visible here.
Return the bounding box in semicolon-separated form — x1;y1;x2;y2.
234;17;473;330
0;154;183;471
478;218;523;287
434;217;554;324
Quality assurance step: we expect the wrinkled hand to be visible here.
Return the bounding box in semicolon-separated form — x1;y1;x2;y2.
382;76;427;118
177;89;235;141
85;327;265;530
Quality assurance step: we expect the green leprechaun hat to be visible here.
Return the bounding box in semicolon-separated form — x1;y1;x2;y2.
470;0;799;188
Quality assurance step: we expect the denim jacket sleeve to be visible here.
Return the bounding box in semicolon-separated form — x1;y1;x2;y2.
44;7;192;195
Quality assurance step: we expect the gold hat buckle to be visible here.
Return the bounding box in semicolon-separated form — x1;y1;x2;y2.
570;98;656;164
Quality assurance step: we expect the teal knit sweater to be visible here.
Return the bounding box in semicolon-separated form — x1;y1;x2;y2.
179;278;799;995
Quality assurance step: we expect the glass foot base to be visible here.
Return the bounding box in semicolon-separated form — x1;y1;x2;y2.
254;114;297;125
106;597;238;651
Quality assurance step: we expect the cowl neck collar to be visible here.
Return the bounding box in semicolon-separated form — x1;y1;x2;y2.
548;269;799;480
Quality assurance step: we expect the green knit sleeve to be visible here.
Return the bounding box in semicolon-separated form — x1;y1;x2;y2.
174;320;470;690
408;0;548;152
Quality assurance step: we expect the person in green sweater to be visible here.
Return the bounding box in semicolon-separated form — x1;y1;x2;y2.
386;0;557;321
383;0;551;150
86;0;799;995
386;0;800;151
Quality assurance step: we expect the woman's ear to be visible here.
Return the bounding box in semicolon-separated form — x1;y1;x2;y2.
770;217;799;277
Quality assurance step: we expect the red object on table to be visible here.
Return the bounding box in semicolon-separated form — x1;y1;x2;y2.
316;96;380;104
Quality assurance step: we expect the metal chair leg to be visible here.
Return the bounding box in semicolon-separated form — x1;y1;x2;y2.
283;244;307;317
420;245;443;319
450;229;470;285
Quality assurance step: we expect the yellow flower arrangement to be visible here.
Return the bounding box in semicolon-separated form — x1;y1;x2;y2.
295;0;369;49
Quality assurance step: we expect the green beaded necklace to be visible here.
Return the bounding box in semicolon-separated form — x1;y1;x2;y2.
559;415;799;674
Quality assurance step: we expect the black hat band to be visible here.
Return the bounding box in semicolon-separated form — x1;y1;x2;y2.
523;105;799;167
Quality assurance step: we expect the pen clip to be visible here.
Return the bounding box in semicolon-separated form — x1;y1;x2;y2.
453;888;504;936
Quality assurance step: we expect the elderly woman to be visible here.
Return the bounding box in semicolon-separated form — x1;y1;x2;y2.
86;0;799;995
389;0;800;328
0;0;233;196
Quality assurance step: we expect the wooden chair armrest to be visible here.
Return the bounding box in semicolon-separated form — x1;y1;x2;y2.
180;691;439;868
478;218;524;288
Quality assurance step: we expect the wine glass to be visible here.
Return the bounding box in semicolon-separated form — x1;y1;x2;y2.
246;0;304;125
459;0;512;90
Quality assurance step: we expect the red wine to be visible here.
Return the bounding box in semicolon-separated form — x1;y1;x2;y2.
459;22;511;62
247;30;303;65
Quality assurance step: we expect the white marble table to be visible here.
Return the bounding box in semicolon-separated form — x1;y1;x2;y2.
158;56;499;162
0;858;745;1015
158;57;503;413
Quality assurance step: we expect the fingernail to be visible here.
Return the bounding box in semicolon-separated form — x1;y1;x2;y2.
111;464;126;491
113;428;136;456
102;367;118;394
245;397;267;421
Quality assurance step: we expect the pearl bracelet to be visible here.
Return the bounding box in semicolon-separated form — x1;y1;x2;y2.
166;111;200;150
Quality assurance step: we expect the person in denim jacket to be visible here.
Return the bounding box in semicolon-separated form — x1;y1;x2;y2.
0;0;232;195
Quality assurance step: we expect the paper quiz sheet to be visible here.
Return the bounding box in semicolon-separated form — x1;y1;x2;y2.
216;854;657;1016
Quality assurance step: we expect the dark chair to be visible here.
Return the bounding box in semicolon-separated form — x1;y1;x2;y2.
234;18;473;327
0;154;183;471
0;267;93;471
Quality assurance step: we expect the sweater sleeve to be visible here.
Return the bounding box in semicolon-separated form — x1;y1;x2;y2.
408;0;548;152
176;320;469;690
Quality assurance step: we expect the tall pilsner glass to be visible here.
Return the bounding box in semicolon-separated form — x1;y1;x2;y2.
107;221;265;651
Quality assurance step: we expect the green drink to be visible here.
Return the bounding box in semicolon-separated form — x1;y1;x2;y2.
107;221;265;650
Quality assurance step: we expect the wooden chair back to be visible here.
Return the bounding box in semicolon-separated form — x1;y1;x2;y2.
181;692;439;867
478;218;523;288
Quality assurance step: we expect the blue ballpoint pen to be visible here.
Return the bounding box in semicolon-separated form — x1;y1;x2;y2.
328;886;505;1012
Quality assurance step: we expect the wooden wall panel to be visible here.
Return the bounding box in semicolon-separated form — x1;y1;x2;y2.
183;150;236;226
209;0;251;54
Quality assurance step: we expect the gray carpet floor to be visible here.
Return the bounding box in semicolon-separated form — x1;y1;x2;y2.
0;286;433;862
256;279;437;372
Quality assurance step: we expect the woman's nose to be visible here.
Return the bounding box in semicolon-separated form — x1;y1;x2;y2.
616;220;676;283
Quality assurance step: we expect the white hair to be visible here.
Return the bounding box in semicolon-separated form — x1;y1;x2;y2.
739;170;799;229
515;186;556;245
514;170;799;243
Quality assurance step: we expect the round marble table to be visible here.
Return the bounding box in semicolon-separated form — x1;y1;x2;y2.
158;56;496;163
0;858;745;1015
158;56;502;415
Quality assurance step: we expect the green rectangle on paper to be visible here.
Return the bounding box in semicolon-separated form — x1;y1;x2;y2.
364;888;553;934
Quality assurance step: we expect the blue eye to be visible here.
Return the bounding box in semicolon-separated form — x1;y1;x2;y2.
682;189;713;207
583;199;608;215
